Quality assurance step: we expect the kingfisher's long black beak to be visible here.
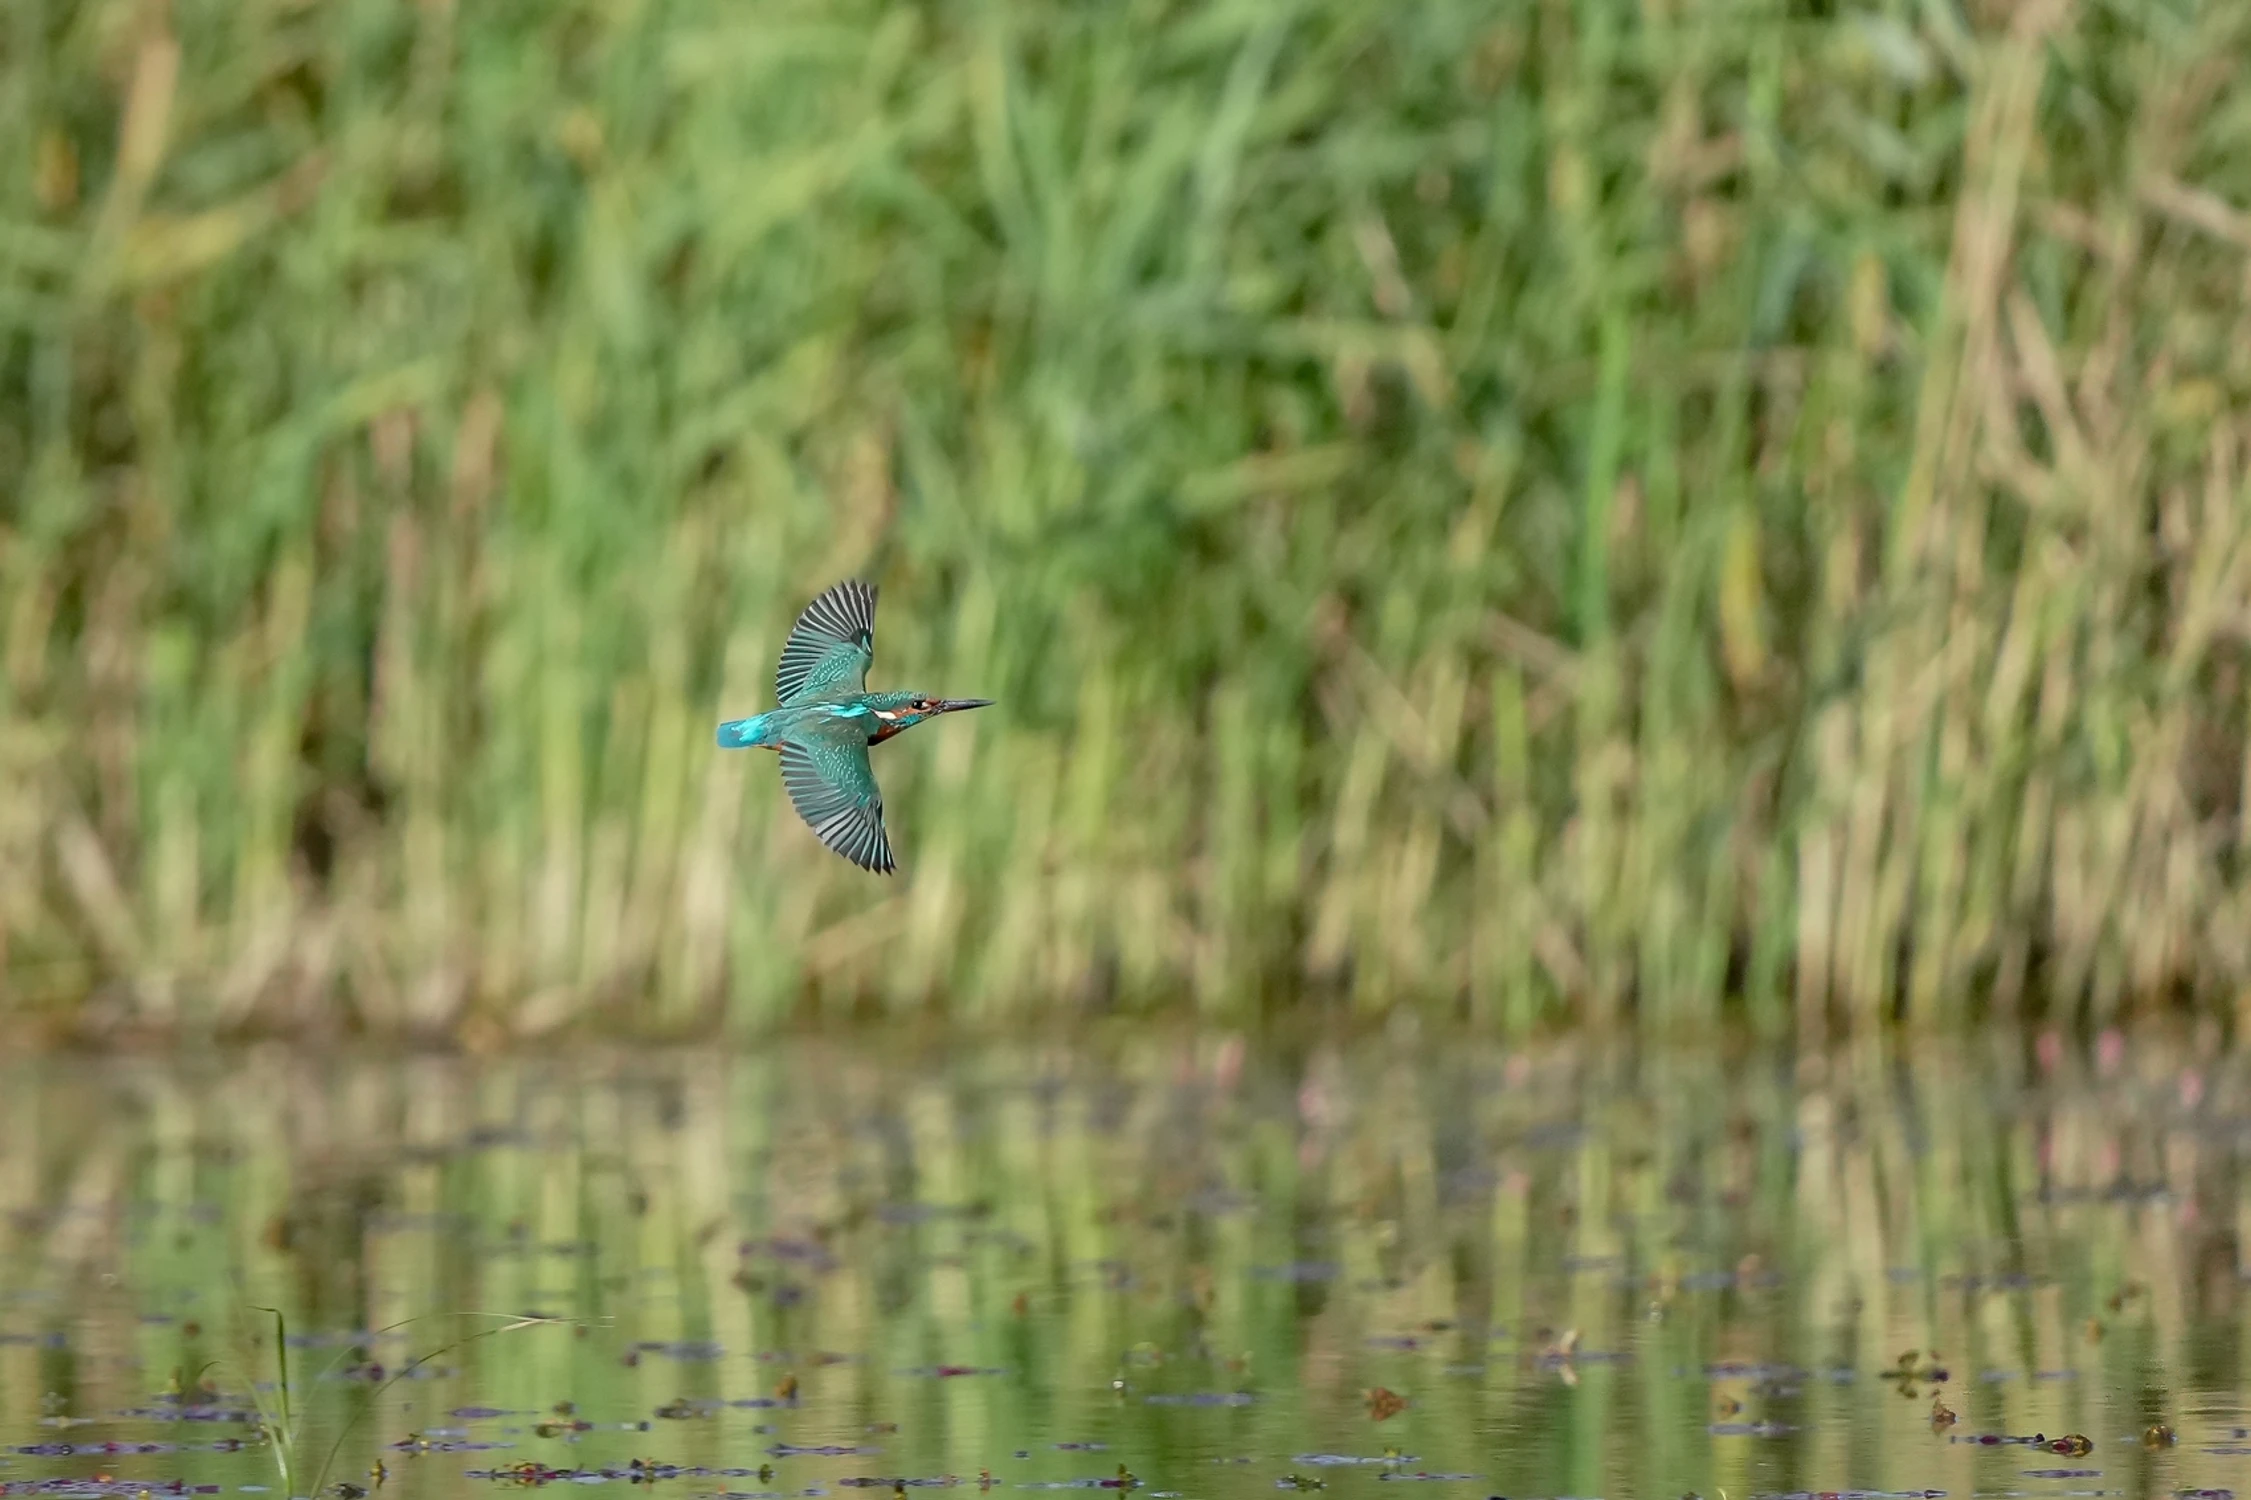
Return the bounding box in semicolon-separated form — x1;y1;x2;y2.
936;698;994;715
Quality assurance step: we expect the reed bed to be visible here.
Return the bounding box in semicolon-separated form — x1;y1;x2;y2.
1;0;2249;1034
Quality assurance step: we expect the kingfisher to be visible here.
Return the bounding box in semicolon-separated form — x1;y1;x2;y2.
715;579;992;874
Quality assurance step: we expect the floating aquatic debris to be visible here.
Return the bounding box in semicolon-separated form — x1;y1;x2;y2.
636;1342;725;1361
1288;1457;1417;1469
1941;1272;2053;1293
1247;1264;1339;1284
1365;1388;1407;1421
0;1483;222;1496
1948;1433;2091;1453
2021;1471;2100;1480
106;1410;256;1426
1053;1445;1108;1453
768;1447;879;1460
534;1420;593;1438
1750;1491;1944;1500
835;1479;962;1490
740;1238;839;1273
472;1465;817;1487
2035;1181;2170;1205
10;1438;260;1458
1372;1475;1480;1484
1142;1393;1253;1407
1705;1362;1804;1381
334;1361;452;1383
901;1366;1004;1379
1708;1422;1799;1437
1013;1473;1135;1493
1535;1349;1628;1367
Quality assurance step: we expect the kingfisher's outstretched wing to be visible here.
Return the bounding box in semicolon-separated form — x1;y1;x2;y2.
776;580;877;706
778;734;895;874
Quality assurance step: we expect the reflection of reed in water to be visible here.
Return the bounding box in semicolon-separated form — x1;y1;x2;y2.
0;1036;2236;1500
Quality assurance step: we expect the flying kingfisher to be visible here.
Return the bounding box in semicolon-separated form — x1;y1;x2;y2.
715;579;992;874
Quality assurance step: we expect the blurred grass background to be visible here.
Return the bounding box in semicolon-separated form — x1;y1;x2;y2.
3;0;2251;1037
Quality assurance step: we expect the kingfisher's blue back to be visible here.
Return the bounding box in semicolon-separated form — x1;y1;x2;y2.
716;580;993;874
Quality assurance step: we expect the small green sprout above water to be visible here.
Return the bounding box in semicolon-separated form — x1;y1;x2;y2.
226;1304;561;1500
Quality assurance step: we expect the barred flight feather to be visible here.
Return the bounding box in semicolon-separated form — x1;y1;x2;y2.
779;741;895;873
776;579;878;706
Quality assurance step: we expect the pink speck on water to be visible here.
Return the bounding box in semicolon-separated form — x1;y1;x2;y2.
2097;1029;2125;1074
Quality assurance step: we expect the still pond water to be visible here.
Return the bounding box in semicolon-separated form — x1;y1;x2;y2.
0;1033;2241;1500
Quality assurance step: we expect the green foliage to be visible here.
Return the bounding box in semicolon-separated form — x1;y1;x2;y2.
2;0;2249;1032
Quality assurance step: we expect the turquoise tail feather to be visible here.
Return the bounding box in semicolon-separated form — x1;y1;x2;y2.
717;714;772;749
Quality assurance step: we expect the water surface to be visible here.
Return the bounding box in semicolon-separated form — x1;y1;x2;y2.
0;1033;2240;1500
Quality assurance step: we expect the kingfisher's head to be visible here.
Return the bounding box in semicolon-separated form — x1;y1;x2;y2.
869;692;993;742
